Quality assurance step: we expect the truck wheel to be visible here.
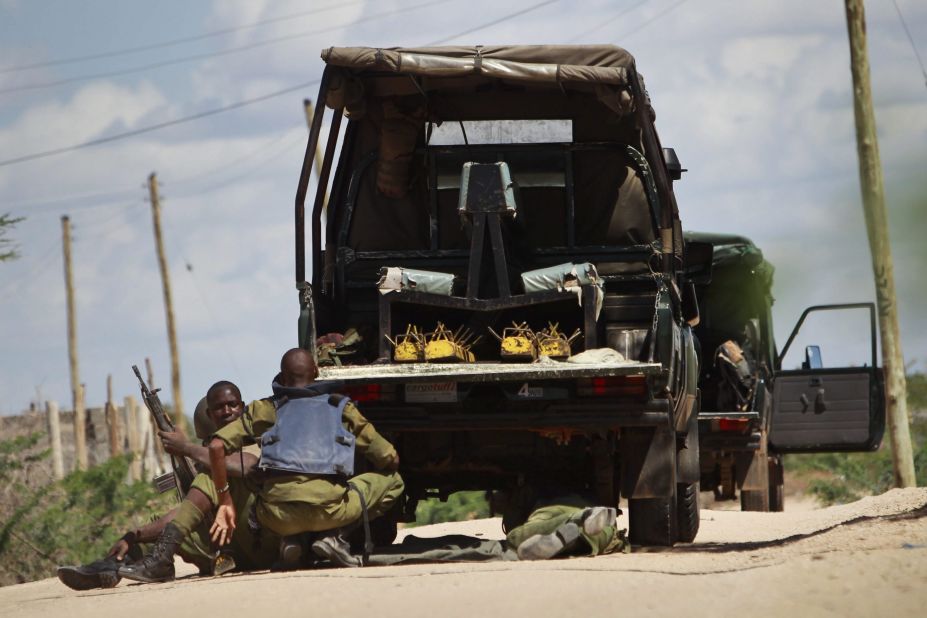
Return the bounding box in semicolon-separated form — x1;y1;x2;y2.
768;455;785;512
675;481;700;543
675;400;700;543
629;495;676;546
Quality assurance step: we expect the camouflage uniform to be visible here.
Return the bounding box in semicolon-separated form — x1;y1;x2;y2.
172;444;279;572
213;397;404;537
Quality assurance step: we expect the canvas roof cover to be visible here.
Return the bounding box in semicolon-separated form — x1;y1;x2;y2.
320;45;636;86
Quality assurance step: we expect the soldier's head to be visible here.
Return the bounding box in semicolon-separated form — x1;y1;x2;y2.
204;381;244;429
279;348;319;388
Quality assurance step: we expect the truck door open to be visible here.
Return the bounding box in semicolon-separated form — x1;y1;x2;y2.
769;303;885;453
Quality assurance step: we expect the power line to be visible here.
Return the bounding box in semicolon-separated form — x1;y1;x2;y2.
169;131;305;199
0;1;365;75
0;0;574;170
0;79;321;168
614;0;692;42
169;128;301;188
0;239;60;297
0;0;455;95
891;0;927;89
566;0;649;44
6;130;298;211
425;0;560;46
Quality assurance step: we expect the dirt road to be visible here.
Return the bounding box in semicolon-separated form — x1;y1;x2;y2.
3;488;926;618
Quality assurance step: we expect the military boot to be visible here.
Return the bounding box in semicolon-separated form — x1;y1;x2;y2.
516;506;618;561
516;521;581;561
578;506;618;536
271;535;305;572
57;556;123;590
311;529;363;568
118;523;184;583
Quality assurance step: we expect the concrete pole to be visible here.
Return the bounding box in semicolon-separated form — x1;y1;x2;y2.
45;400;64;480
844;0;916;486
146;173;188;434
61;216;88;471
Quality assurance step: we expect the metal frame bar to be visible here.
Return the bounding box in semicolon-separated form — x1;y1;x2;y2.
776;302;877;369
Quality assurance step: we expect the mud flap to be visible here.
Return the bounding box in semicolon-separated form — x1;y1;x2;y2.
621;424;676;499
735;430;769;491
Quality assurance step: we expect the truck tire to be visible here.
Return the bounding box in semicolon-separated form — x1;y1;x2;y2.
675;400;700;543
675;481;700;542
629;495;676;546
768;455;785;512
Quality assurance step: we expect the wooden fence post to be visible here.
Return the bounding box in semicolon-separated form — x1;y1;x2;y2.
124;396;142;482
46;400;64;480
73;383;88;471
106;374;123;458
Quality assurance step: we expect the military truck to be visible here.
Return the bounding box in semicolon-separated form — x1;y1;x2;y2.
686;232;885;512
290;45;882;545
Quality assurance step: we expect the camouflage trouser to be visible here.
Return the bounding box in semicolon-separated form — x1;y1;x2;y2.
505;498;626;556
175;473;279;571
257;471;405;537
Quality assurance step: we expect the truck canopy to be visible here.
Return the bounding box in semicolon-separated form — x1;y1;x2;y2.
321;45;635;86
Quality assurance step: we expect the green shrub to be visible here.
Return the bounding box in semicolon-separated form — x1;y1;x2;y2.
0;437;174;586
411;491;490;526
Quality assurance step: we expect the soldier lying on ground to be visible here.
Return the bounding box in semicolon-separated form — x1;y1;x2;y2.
57;381;274;589
208;348;404;569
498;486;628;560
359;491;627;566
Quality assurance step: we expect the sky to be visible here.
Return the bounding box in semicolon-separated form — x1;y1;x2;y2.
0;0;925;416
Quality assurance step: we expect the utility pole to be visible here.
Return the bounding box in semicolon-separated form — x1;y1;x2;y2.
844;0;916;486
303;99;328;209
146;173;188;433
61;215;88;470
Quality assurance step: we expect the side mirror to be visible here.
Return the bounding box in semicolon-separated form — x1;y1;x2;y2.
662;147;687;181
802;345;823;370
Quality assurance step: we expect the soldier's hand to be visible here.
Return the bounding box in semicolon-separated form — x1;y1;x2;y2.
107;531;137;560
382;450;400;472
158;429;191;457
211;503;236;546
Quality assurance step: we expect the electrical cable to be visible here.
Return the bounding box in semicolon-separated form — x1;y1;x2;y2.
5;130;298;211
168;127;302;188
0;0;569;171
891;0;927;89
424;0;560;46
0;79;321;168
159;214;243;376
0;0;455;95
565;0;649;44
0;1;365;75
0;239;61;296
613;0;692;42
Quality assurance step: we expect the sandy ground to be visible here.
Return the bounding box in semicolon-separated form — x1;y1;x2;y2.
2;488;925;618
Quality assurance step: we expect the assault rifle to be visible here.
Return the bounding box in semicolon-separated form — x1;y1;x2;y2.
132;364;197;497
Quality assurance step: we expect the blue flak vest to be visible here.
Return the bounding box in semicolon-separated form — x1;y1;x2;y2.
258;394;356;477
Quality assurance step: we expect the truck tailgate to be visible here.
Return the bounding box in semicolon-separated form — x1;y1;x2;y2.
319;360;662;384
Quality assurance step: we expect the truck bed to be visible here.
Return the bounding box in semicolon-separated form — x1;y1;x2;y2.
318;359;662;384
